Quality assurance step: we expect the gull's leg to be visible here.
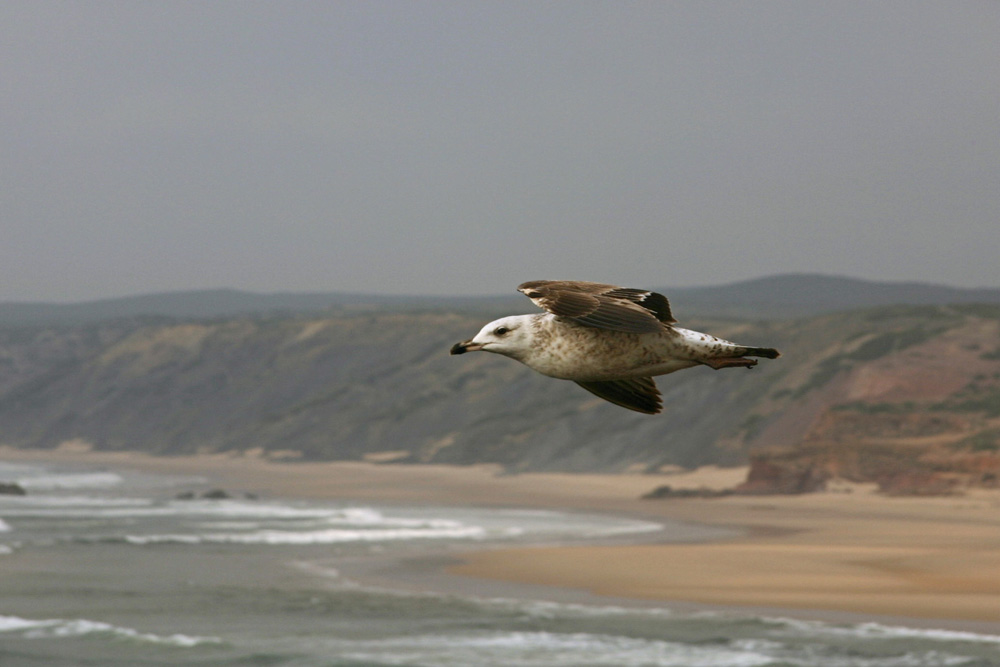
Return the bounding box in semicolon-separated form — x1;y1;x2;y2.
700;357;759;370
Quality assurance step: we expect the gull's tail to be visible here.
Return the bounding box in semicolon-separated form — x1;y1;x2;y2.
744;346;780;359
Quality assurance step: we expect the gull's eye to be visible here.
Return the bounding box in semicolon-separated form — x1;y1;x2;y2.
494;326;509;336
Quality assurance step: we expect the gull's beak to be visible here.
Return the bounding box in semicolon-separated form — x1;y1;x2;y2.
450;339;485;355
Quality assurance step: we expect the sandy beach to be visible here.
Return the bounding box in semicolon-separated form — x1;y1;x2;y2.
3;446;999;631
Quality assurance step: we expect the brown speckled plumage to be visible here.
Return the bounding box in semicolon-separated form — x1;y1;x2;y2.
451;280;779;414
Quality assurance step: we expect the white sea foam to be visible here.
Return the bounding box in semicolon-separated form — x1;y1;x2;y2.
327;630;775;667
847;621;1000;644
290;559;342;580
0;487;663;552
319;628;998;667
485;509;662;539
15;498;530;546
0;518;10;532
479;596;664;620
122;524;488;545
0;494;151;508
579;518;664;538
0;614;220;647
16;471;124;491
0;499;386;519
770;616;1000;645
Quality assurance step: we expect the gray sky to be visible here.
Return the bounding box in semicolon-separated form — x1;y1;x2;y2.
3;1;999;302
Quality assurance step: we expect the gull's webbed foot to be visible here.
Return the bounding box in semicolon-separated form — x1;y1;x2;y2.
701;357;759;370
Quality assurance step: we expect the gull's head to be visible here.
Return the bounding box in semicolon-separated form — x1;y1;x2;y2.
450;315;533;359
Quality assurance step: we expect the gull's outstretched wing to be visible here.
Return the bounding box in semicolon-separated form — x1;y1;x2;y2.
517;280;675;334
574;377;662;414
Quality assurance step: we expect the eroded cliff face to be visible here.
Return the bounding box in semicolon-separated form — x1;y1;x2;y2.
732;309;1000;493
1;304;998;477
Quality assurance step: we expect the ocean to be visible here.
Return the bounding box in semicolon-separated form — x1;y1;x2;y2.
0;460;998;667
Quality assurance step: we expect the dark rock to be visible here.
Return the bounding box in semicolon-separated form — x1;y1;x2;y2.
641;485;734;499
0;482;27;496
176;488;253;500
734;455;831;495
876;471;960;496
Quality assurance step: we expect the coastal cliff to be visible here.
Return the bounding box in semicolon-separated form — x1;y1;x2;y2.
1;279;998;487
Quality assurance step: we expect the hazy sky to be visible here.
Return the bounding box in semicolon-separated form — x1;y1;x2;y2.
3;2;999;302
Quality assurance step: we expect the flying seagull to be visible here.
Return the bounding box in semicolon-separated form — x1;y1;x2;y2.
450;280;780;414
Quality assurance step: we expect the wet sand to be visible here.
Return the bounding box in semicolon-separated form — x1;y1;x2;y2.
4;447;999;630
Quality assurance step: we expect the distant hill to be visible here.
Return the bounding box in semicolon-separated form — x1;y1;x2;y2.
0;289;513;327
665;274;1000;319
3;274;999;326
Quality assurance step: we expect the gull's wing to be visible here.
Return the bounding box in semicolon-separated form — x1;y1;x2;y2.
517;280;675;333
575;377;662;414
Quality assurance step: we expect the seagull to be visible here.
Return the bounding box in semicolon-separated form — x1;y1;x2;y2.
450;280;780;414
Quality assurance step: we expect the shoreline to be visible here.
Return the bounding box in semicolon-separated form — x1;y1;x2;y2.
3;447;999;633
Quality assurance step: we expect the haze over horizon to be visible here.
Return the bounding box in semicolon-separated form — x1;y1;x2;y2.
3;2;999;302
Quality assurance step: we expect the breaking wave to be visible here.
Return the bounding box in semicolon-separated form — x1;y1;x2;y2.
0;614;220;647
15;472;125;491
